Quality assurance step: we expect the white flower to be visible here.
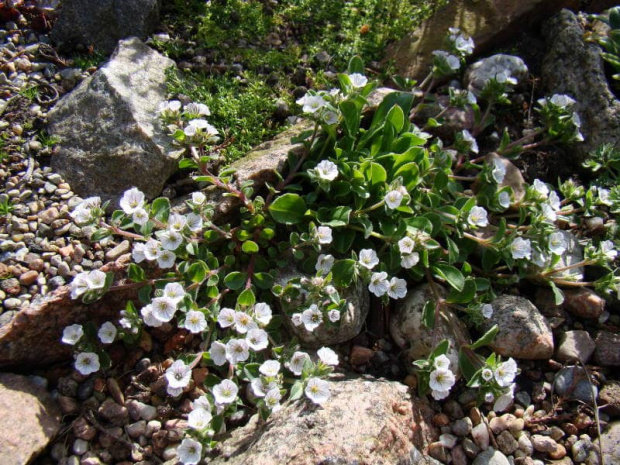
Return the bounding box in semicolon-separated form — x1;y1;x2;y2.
246;328;269;351
305;377;330;404
434;354;451;371
493;384;515;412
317;347;339;366
132;208;149;225
498;191;511;209
494;358;518;387
254;302;272;325
533;179;549;198
163;282;185;304
210;341;228;366
158;230;183;250
401;252;420;269
140;304;163;327
264;388;283;411
550;94;576;108
75;352;100;376
485;392;495;403
213;379;239;405
192;191;206;205
387;277;407;299
328;309;341;322
287;351;310;376
462;129;479;154
385;190;404;210
315;160;339;181
598;188;612;206
70;273;90;299
187;407;212;430
454;35;474;55
184;118;218;137
166;360;192;389
218;307;236;328
433;50;460;71
398;236;415;254
234;311;257;334
429;369;456;392
260;360;281;377
325;285;337;295
316;254;335;274
192;395;211;412
541;204;557;222
144;239;161;261
186;213;203;232
369;271;389;297
226;338;250;364
549;191;561;211
481;368;494;381
177;437;202;465
348;73;368;88
62;324;84;345
167;213;187;233
184;310;208;333
151;296;177;322
86;270;107;290
532;249;548;268
492;158;506;183
158;100;181;115
157;249;177;268
359;248;379;269
468;206;488;228
291;313;303;326
322;110;339;125
119;187;145;214
481;304;493;319
297;94;327;114
98;322;117;344
316;226;333;245
302;304;323;332
184;102;211;116
432;389;451;400
601;240;618;260
251;378;277;397
494;70;517;85
510;237;532;260
548;231;567;255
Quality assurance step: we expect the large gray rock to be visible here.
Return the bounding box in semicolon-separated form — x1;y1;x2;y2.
0;373;61;465
555;330;596;363
482;295;553;359
600;422;620;463
48;38;182;206
211;375;438;465
542;9;620;164
51;0;161;54
389;283;470;376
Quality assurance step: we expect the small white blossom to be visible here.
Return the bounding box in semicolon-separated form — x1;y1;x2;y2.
548;231;567;255
297;94;327;114
98;322;117;344
167;213;187;233
533;179;549;198
348;73;368;88
317;347;339;366
601;240;618;260
398;236;415;254
429;369;456;392
434;354;451;371
301;304;323;332
541;204;557;222
131;243;146;263
151;296;177;322
166;360;192;389
144;239;161;261
494;358;518;387
163;282;185;304
177;437;202;465
62;324;84;345
226;338;250;364
254;302;272;325
468;206;488;228
328;309;341;322
75;352;100;376
481;368;494;381
184;310;208;333
315;160;339;181
532;249;548;268
369;271;389;297
322;110;339;125
401;252;420;269
493;384;515;412
325;285;337;295
251;378;277;397
387;277;407;299
132;208;149;225
549;191;561;211
498;191;511;209
141;304;163;327
213;379;239;405
432;389;451;400
186;212;203;232
246;328;269;351
210;341;228;366
86;270;107;290
492;158;506;183
385;190;404;210
158;230;183;251
510;237;532;260
315;254;335;274
184;118;218;137
218;307;236;328
291;313;303;326
264;388;283;411
454;35;474;55
70;273;90;299
184;102;210;116
462;129;479;154
260;360;281;377
481;304;493;319
234;311;257;334
187;407;212;430
192;395;211;412
305;377;330;404
119;187;145;214
287;351;310;376
158;100;181;115
598;188;612;206
433;50;460;71
549;94;576;108
316;226;333;245
192;191;206;205
359;249;379;269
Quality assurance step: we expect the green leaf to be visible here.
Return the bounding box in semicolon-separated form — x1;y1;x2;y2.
128;263;147;282
138;284;152;304
317;206;352;227
269;193;307;224
430;339;450;358
224;271;247;290
347;56;364;74
361;161;387;190
242;240;259;254
237;288;256;307
432;263;465;291
151;197;171;223
187;260;208;283
458;347;483;382
289;380;304;401
90;229;112;242
332;259;356;287
332;229;356;254
386;104;405;134
340;101;361;137
253;272;274;290
370;92;415;130
470;325;499;350
549;281;565;305
422;300;435;329
446;278;476;304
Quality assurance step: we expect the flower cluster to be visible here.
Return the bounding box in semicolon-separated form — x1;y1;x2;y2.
158;100;219;146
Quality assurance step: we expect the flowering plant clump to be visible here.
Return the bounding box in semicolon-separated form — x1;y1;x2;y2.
60;29;620;463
